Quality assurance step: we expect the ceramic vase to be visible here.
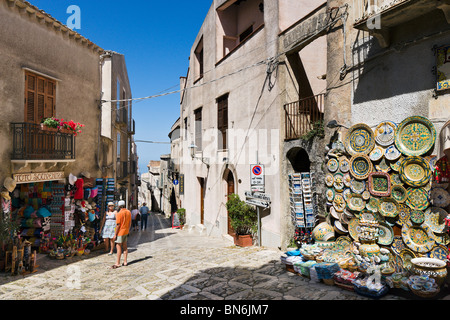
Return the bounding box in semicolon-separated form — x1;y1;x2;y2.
411;258;448;287
359;241;380;258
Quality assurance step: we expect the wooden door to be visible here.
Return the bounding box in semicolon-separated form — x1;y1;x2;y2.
226;171;235;236
199;178;205;225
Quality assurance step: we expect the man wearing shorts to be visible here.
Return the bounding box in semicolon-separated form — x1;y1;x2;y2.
111;200;131;269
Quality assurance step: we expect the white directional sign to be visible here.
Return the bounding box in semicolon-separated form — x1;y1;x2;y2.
245;191;271;209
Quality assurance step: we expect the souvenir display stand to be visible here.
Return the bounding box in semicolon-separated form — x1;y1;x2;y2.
281;116;450;299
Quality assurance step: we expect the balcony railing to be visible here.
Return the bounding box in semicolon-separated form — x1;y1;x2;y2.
284;94;325;141
11;123;75;160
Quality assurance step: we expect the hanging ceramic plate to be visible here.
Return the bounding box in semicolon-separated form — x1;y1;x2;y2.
350;154;373;180
397;204;412;226
374;121;397;147
329;205;340;220
429;245;449;261
375;157;391;173
385;145;402;161
390;156;404;172
334;236;352;250
366;197;379;213
401;221;435;253
325;173;334;187
395;116;436;157
343;173;352;187
424;207;448;234
350;179;365;194
362;190;371;200
339;156;350;173
348;218;360;241
406;188;429;211
390;173;403;186
333;172;345;192
343;188;352;201
327;158;339;173
399;248;417;271
399;156;432;187
410;210;425;224
378;222;394;246
368;172;391;197
347;193;366;211
326;188;335;202
333;193;346;212
369;146;384;162
379;197;399;218
392;236;406;255
345;123;376;156
433;233;450;246
431;187;450;208
391;185;407;203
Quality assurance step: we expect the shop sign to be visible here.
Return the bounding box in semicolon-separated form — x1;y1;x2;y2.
179;174;184;195
13;171;65;184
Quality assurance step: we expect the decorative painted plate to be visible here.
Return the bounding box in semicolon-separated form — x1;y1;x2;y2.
410;210;425;224
401;221;435;253
374;121;397;147
390;156;405;172
339;156;350;173
340;210;351;225
431;187;450;208
395;116;436;157
392;236;406;255
368;172;391;197
390;173;403;186
350;154;373;180
378;222;394;246
333;172;345;191
334;220;348;234
362;190;371;201
343;173;352;187
345;123;376;156
433;232;450;246
347;193;366;211
399;248;417;271
343;188;352;201
399;156;431;187
369;146;384;162
391;185;407;203
325;173;334;187
348;218;360;241
334;236;352;250
333;193;346;212
397;204;412;226
385;145;402;161
327;158;339;173
375;157;391;173
366;197;379;213
350;179;365;194
429;245;449;261
361;210;384;223
330;206;340;220
406;188;429;211
424;207;448;233
379;197;399;218
326;188;335;202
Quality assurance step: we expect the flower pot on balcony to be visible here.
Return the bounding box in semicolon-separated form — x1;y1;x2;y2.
234;234;253;247
58;128;73;134
40;124;58;132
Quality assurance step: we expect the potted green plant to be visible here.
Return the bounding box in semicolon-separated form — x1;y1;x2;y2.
177;208;186;229
226;194;257;247
40;117;59;131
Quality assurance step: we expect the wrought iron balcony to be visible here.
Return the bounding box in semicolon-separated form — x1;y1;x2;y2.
11;122;76;160
284;94;325;141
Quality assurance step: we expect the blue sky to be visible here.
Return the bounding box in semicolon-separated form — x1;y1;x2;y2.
30;0;212;174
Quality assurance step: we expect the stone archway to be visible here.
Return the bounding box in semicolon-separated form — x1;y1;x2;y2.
287;147;311;173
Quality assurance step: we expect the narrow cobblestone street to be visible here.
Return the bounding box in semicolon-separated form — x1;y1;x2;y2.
0;213;438;301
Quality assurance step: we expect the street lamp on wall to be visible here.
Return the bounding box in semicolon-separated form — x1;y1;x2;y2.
327;120;349;129
188;142;210;168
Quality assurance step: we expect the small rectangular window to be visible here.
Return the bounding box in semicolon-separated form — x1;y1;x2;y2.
194;108;202;151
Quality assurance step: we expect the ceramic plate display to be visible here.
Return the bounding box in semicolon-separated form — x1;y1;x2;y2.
343;173;352;187
401;221;435;253
348;218;360;241
385;145;401;161
424;207;448;234
368;172;391;197
410;210;425;224
392;236;406;255
366;197;379;213
374;121;397;147
350;154;373;180
406;188;429;211
429;245;449;261
391;185;407;203
339;156;350;173
397;204;412;226
347;193;366;211
431;187;450;208
379;197;399;218
334;236;352;250
327;158;339;173
399;156;431;187
433;233;450;246
369;146;384;162
345;123;376;156
333;173;345;192
390;173;403;186
326;188;335;202
395;116;436;157
325;173;334;187
350;179;365;194
399;248;417;271
378;222;394;246
375;157;391;173
333;193;346;212
390;156;404;172
362;190;371;200
343;188;352;201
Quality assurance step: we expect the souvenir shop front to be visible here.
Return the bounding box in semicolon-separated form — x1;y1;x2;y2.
281;116;450;299
0;170;115;274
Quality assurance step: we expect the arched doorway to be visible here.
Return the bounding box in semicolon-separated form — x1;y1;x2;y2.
226;170;235;236
287;147;311;172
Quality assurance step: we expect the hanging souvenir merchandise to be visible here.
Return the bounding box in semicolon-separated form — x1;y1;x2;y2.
281;116;450;299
